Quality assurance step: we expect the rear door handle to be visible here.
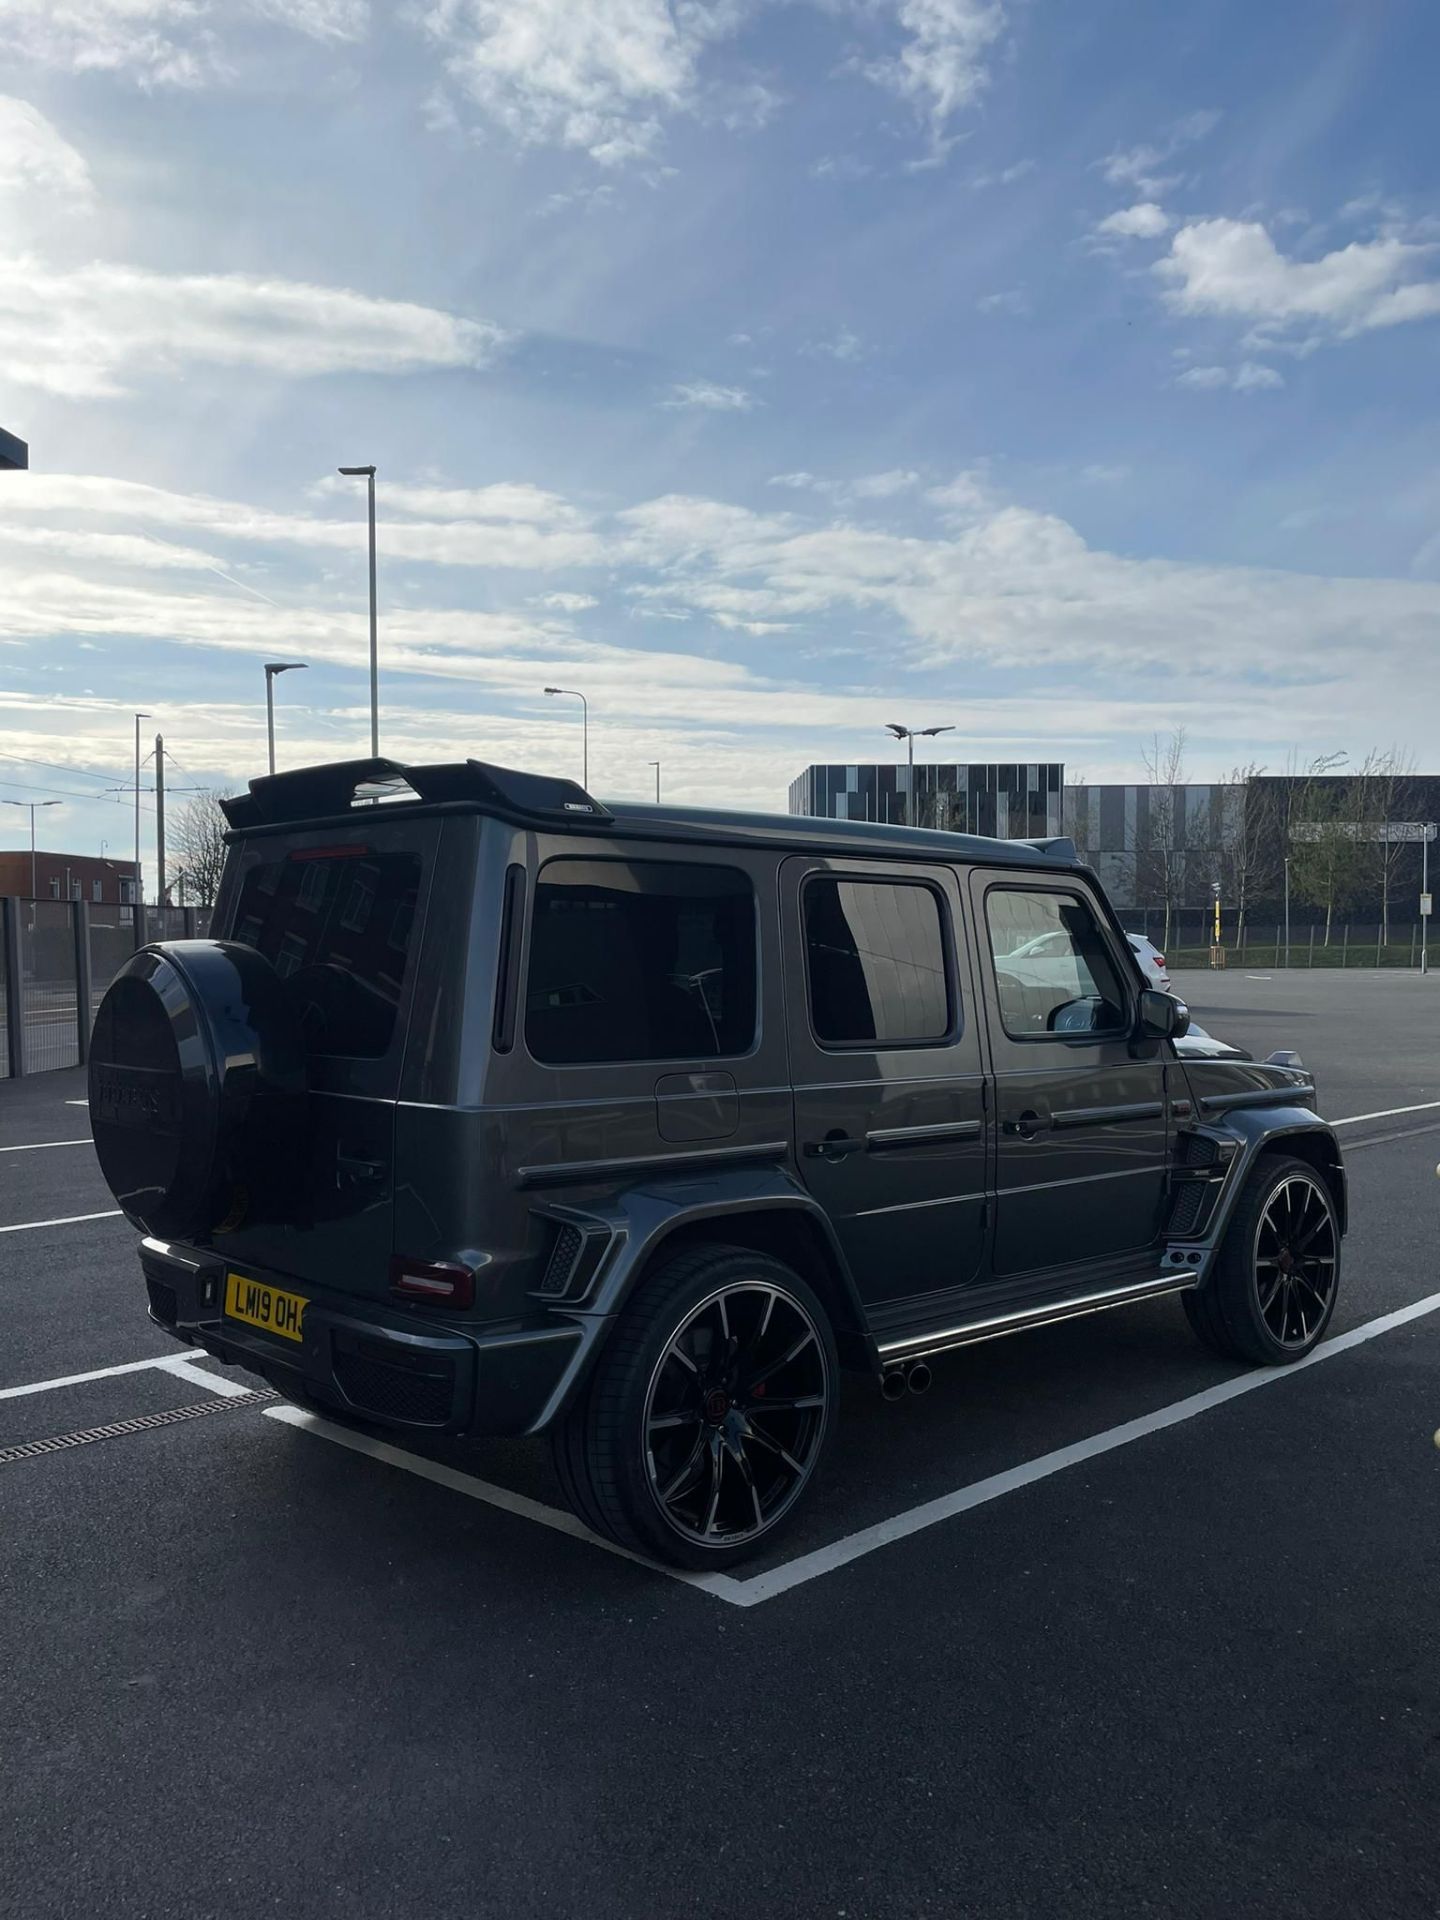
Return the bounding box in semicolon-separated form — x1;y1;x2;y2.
804;1135;867;1162
1002;1109;1051;1140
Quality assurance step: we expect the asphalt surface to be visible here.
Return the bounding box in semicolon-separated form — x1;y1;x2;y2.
2;970;1439;1919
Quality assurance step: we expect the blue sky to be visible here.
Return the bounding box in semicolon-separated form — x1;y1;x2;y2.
2;0;1439;874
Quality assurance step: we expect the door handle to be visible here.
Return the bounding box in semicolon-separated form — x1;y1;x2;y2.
804;1135;867;1162
1002;1109;1051;1140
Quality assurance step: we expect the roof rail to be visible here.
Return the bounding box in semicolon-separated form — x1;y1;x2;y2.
220;757;611;832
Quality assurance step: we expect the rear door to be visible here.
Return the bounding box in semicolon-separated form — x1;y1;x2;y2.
208;816;440;1299
782;856;987;1310
971;873;1169;1279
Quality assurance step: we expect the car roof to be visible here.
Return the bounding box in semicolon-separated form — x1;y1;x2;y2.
221;756;1082;872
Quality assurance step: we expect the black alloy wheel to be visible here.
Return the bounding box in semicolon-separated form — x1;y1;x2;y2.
1183;1154;1341;1366
1252;1172;1339;1349
552;1246;839;1570
642;1283;829;1549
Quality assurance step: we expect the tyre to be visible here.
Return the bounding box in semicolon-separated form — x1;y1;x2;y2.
1183;1154;1341;1366
552;1245;839;1570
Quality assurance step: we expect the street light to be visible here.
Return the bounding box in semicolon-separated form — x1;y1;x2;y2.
263;662;308;776
2;799;60;897
338;464;379;757
134;712;150;912
885;722;955;828
544;687;589;788
648;760;661;803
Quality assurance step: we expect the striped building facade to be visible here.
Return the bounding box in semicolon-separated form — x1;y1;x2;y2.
788;763;1065;839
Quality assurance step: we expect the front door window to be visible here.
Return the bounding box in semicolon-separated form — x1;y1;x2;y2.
984;888;1127;1038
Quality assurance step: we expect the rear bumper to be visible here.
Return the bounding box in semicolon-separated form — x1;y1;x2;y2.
139;1239;585;1437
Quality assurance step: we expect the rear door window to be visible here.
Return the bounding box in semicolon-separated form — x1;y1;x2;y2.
803;876;953;1046
232;848;421;1059
525;860;756;1065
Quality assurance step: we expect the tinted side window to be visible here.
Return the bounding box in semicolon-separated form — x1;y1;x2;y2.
804;877;951;1047
526;861;756;1066
232;850;420;1058
985;888;1127;1038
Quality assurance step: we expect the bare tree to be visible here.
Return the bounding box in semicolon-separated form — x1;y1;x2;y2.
1140;727;1188;948
1352;747;1417;943
1218;762;1270;946
168;789;230;905
1289;776;1367;943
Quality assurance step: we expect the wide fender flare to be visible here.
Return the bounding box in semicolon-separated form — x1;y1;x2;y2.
1197;1106;1347;1251
523;1165;872;1432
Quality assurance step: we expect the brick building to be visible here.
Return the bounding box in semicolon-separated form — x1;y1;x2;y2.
0;849;140;905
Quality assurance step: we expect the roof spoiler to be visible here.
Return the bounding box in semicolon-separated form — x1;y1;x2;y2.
220;757;611;832
1015;834;1078;861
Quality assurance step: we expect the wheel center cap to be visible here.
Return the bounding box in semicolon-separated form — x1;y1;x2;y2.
1277;1247;1295;1274
704;1387;731;1423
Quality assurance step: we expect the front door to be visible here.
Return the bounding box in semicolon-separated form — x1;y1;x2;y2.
782;857;987;1310
971;873;1170;1279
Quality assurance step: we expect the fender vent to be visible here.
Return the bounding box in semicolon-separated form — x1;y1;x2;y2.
539;1224;585;1297
1167;1182;1207;1237
1175;1132;1219;1168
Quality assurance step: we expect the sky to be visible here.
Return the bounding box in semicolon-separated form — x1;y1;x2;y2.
2;0;1439;876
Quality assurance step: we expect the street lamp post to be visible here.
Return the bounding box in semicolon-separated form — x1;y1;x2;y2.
543;687;589;788
134;712;150;912
885;722;955;828
338;465;379;757
2;799;60;896
648;760;661;803
264;662;308;776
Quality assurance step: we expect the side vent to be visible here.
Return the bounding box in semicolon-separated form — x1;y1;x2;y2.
532;1215;611;1303
539;1223;585;1297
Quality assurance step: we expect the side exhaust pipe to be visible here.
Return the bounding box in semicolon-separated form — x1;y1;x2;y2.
881;1368;908;1402
907;1361;932;1396
881;1360;934;1400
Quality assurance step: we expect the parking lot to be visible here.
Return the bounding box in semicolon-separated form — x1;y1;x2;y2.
3;966;1438;1919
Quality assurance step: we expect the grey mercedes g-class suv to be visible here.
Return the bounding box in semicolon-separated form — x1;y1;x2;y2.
88;757;1345;1568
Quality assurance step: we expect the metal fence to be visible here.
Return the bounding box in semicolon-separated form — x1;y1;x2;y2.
1;899;212;1079
1117;909;1431;970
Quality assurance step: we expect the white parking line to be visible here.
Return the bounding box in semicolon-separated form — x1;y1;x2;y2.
263;1405;741;1600
0;1210;122;1235
0;1138;93;1154
265;1288;1440;1608
1331;1099;1440;1128
0;1350;241;1401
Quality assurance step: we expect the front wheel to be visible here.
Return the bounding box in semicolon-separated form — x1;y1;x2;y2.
552;1246;839;1570
1184;1154;1341;1365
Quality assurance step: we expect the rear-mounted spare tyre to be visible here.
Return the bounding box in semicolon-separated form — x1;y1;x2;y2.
88;940;306;1239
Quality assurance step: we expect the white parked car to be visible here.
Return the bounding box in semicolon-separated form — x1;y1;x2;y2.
1126;933;1171;992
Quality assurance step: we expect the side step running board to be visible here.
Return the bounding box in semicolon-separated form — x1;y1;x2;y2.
876;1272;1192;1365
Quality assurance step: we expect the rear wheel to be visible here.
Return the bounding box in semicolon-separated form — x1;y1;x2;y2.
1183;1155;1340;1365
553;1246;838;1570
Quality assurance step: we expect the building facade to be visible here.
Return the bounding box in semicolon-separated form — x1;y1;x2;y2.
1062;784;1245;910
0;850;140;905
789;763;1065;839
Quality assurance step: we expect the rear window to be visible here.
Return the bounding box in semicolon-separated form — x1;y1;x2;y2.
803;875;952;1047
525;859;756;1066
231;848;421;1058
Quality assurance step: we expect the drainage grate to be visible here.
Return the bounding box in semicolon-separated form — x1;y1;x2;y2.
0;1389;278;1466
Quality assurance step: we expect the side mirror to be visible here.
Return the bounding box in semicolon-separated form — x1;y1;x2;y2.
1137;988;1189;1040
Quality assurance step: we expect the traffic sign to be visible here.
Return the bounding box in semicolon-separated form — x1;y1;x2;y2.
1422;894;1433;918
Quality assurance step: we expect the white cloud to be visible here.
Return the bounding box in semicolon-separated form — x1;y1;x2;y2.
0;256;511;398
768;471;817;490
807;327;866;362
0;97;93;205
976;287;1028;315
850;470;920;499
1156;217;1440;342
866;0;1007;154
1095;202;1169;240
1098;109;1220;198
320;478;582;525
971;157;1034;189
418;0;728;166
1080;464;1130;484
1175;362;1282;393
809;152;872;183
0;0;367;86
661;380;757;412
534;591;598;611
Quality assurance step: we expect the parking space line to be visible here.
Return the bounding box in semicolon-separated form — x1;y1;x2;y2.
263;1405;745;1602
0;1355;183;1402
1333;1099;1440;1127
157;1355;256;1398
264;1291;1440;1609
0;1210;123;1235
0;1139;94;1154
725;1288;1440;1606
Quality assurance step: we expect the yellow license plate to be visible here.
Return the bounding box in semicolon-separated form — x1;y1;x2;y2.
224;1272;308;1344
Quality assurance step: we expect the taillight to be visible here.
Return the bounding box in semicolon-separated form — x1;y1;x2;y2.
1154;954;1166;968
388;1256;474;1308
290;844;373;862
